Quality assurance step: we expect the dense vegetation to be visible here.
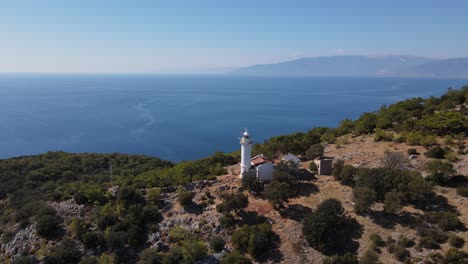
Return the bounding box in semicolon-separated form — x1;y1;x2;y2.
254;86;467;158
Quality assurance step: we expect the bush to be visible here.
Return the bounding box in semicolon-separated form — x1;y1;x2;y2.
106;230;128;250
305;144;324;159
456;187;468;197
332;159;345;180
44;239;82;264
424;146;446;159
231;223;273;258
352;187;376;214
177;191;193;206
309;162;317;171
146;188;162;206
407;148;418;155
426;211;463;231
380;151;409;170
210;236;226;252
81;231;105;249
383;191;403;214
359;249;380;264
219;213;237;228
397;235;414;248
323;252;359;264
448;233;465;248
143;205;162;222
217;193;249;214
36;214;61;240
220;250;252;264
393;246;410;262
241;171;257;192
264;181;290;208
303;199;345;254
374;130;393;142
369;233;384;249
138;248;163;264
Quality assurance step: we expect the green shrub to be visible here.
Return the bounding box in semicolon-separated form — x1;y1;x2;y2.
305;144;324;159
138;248;163;264
323;252;359;264
374;130;393;142
352;187;376;214
407;148;418;155
81;231;105;249
448;233;465;248
44;239;82;264
424;146;446;159
169;226;194;242
359;249;380;264
146;188;162;206
231;223;273;258
369;233;384;249
397;235;414;248
456;187;468;197
143;205;162;222
309;162;317;171
210;236;226;252
220;250;252;264
177;191;193;206
219;213;236;228
303;199;346;254
264;181;290;208
426;211;463;231
393;246;410;262
216;193;249;213
36;214;61;240
106;230;127;250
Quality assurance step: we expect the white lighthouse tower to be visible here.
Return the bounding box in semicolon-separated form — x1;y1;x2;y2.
240;129;253;178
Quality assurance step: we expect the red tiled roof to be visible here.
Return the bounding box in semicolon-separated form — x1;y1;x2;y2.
251;155;272;166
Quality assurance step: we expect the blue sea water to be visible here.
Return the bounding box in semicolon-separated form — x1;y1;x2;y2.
0;74;465;161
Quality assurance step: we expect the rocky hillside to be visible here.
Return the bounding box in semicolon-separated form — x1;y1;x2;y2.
0;87;467;263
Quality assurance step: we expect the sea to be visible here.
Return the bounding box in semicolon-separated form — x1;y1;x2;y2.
0;74;465;162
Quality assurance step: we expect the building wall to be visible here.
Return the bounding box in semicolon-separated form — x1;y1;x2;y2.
256;163;274;181
318;159;333;175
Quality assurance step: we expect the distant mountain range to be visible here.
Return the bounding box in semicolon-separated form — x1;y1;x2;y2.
232;55;468;78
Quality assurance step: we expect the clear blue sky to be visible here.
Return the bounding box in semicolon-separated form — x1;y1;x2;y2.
1;0;467;73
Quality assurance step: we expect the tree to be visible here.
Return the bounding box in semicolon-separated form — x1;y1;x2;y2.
241;171;257;192
69;218;86;240
264;181;290;208
210;236;226;252
231;223;273;258
332;159;345;180
36;214;61;240
305;144;324;160
353;187;376;214
425;160;456;185
383;191;403;214
303;199;345;254
380;151;409;170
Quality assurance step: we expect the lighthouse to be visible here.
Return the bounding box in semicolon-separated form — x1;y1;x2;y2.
239;129;253;178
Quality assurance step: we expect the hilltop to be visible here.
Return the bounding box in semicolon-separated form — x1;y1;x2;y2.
0;86;467;264
233;55;468;79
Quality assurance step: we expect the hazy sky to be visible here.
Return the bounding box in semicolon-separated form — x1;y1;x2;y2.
1;0;467;73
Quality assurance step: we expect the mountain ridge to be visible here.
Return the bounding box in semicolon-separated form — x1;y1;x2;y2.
233;55;468;78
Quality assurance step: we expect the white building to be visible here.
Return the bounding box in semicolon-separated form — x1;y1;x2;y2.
251;154;275;181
